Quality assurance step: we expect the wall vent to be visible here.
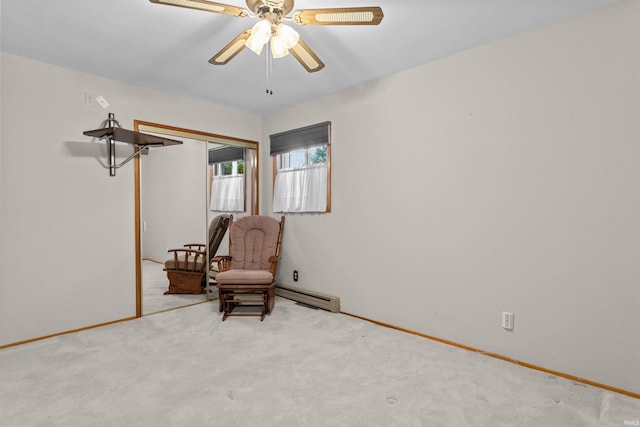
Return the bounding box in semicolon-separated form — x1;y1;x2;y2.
275;284;340;313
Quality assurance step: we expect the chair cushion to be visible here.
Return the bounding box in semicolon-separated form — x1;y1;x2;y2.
229;216;281;271
215;269;274;285
164;255;205;272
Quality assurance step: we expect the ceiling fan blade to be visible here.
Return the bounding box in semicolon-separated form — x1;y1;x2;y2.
292;7;383;26
149;0;249;17
289;38;325;73
209;30;252;65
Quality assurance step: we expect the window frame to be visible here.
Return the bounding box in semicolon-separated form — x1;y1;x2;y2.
270;121;332;214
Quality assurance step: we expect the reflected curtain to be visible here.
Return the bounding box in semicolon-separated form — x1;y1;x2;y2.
210;175;244;212
273;164;327;213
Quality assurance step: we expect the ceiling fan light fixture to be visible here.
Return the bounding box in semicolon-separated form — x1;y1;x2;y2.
277;23;299;49
270;36;289;58
245;35;264;55
245;18;272;55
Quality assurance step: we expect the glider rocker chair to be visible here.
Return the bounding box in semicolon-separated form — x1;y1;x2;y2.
215;215;285;321
163;214;231;295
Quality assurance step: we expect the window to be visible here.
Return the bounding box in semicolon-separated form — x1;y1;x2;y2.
209;146;245;212
270;122;331;213
277;145;327;169
213;160;244;177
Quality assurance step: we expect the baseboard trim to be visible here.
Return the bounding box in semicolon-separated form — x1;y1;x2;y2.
0;316;137;350
341;311;640;400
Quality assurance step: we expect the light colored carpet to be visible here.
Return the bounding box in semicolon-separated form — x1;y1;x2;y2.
1;298;638;426
142;259;209;315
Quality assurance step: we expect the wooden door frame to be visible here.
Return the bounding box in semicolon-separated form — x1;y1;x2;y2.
133;120;259;317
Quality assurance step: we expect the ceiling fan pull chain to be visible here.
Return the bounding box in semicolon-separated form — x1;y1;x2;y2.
265;43;273;95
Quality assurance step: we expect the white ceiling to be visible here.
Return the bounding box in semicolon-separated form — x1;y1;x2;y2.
1;0;621;116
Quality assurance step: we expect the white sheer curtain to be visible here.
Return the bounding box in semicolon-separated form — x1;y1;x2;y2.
210;175;244;212
273;164;327;213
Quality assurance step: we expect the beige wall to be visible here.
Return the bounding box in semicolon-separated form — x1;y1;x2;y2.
263;0;640;394
1;0;638;396
0;53;260;346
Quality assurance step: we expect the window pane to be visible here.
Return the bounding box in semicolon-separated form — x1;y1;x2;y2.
221;162;233;175
310;145;327;164
289;149;307;168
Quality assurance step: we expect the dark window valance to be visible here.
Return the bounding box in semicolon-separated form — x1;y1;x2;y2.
208;146;244;164
269;121;331;156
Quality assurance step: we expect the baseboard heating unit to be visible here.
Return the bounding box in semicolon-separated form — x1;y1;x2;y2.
275;284;340;313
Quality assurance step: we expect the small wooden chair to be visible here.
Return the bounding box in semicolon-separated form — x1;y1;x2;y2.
163;214;230;294
214;215;285;321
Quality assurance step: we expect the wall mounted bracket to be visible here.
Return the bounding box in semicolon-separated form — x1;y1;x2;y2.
83;113;182;176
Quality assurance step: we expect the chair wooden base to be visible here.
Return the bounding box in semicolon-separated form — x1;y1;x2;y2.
164;271;205;294
218;285;275;321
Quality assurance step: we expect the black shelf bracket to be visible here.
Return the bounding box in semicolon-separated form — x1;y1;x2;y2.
83;113;183;176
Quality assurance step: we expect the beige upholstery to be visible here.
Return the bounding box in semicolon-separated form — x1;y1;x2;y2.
218;215;281;273
164;255;205;272
216;215;285;320
214;269;273;285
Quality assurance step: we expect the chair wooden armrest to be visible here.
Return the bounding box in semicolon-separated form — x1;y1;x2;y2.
166;248;206;273
212;255;232;272
162;215;231;296
268;255;280;275
168;248;206;256
183;243;206;251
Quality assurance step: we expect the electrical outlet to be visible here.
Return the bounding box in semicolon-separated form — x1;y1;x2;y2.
502;311;514;330
293;270;298;282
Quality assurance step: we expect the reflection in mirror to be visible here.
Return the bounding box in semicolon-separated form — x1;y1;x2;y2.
208;145;246;213
206;143;257;299
140;136;208;315
134;121;259;317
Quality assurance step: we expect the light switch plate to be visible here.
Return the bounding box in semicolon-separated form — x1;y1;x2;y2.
96;95;110;109
502;311;514;330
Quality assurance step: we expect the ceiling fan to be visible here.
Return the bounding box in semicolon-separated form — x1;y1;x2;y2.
150;0;384;72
